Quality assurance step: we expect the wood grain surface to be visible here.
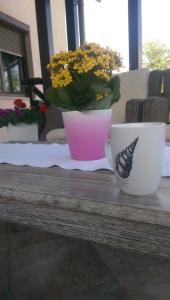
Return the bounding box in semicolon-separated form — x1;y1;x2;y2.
0;164;170;259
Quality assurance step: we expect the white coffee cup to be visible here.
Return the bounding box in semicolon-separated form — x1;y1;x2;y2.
105;122;166;196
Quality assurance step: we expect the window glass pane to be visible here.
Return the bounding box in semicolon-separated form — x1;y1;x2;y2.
142;0;170;69
1;52;22;93
84;0;129;71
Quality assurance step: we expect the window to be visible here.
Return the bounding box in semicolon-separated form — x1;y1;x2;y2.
0;23;25;94
84;0;129;71
0;52;24;93
0;17;30;95
142;0;170;69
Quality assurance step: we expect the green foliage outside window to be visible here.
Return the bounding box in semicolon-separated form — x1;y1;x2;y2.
143;40;170;70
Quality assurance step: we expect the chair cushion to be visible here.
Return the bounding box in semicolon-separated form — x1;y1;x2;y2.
143;97;170;123
125;99;144;122
163;69;170;99
148;70;164;97
46;128;66;143
112;68;149;123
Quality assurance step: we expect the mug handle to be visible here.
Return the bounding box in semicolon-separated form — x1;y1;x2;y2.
105;139;113;168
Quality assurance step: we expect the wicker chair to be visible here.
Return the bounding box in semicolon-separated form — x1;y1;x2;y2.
40;105;64;141
125;69;170;123
22;77;65;141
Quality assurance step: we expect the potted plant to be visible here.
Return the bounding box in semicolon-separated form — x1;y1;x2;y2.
46;42;122;160
0;99;47;142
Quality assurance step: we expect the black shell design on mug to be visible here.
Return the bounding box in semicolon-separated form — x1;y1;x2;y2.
115;137;139;178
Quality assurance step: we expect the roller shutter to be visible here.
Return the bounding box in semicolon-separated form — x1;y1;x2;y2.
0;23;24;56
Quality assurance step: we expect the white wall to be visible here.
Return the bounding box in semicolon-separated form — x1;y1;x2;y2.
51;0;68;53
112;69;149;123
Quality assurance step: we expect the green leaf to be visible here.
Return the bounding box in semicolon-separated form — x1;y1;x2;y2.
46;76;121;111
46;87;77;111
107;75;121;106
86;94;112;110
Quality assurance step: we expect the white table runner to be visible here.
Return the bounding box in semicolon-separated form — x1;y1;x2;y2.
0;143;112;171
0;143;169;176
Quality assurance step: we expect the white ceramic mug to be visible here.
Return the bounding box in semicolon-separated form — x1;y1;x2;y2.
105;122;166;196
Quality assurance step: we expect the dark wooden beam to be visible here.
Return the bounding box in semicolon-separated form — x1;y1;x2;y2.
35;0;54;91
65;0;80;50
128;0;142;70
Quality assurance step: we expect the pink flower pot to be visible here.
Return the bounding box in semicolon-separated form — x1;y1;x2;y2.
62;109;112;160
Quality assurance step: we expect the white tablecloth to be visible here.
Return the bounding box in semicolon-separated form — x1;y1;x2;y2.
0;143;112;171
0;143;169;176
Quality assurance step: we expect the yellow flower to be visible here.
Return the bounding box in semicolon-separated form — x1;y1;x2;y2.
73;56;97;74
47;62;57;69
51;69;72;88
47;42;122;110
96;91;108;101
96;93;103;101
94;70;110;81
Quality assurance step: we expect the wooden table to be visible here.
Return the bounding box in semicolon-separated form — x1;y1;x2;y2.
0;163;170;260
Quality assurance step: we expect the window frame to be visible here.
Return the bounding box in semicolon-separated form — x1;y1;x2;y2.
0;12;34;97
65;0;142;70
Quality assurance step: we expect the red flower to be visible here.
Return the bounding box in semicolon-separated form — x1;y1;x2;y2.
14;98;26;108
21;102;26;108
39;103;48;113
14;99;22;106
